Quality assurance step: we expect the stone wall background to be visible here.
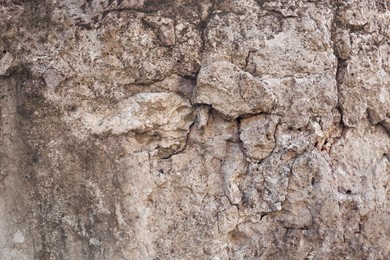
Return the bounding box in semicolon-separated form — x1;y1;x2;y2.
1;0;390;259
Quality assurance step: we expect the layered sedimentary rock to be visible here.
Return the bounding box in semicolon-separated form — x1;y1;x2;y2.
1;0;390;259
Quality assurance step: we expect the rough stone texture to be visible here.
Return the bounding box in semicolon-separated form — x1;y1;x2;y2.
1;0;390;259
193;61;277;119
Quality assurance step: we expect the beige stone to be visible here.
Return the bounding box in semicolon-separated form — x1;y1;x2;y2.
193;61;276;119
0;0;390;259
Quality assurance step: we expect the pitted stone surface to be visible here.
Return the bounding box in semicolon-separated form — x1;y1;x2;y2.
193;61;277;119
1;0;390;259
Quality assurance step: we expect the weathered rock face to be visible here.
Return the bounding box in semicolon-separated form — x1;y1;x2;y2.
193;61;277;119
1;0;390;259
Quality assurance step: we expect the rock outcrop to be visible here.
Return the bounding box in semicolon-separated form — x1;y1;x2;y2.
1;0;390;259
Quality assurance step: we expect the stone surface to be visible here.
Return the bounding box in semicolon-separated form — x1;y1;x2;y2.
193;61;277;119
0;0;390;259
65;92;194;157
239;114;280;161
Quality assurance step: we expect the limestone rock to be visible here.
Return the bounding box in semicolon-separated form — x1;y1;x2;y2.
1;0;390;259
221;143;247;205
0;52;14;76
143;16;176;47
193;61;276;119
72;92;194;157
239;114;280;161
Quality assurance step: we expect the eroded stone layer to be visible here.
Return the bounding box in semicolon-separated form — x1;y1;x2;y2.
1;0;390;259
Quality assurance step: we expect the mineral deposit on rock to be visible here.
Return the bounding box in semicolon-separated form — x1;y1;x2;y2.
1;0;390;259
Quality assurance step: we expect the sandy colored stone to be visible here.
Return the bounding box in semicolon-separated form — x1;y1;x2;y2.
239;114;280;161
193;61;276;119
0;0;390;259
